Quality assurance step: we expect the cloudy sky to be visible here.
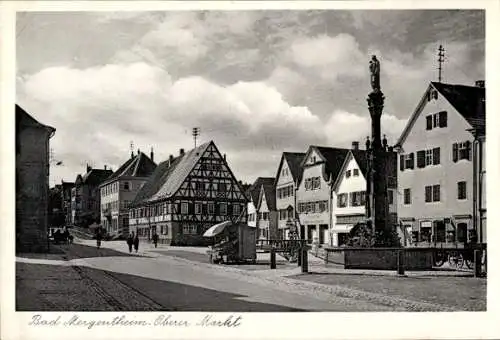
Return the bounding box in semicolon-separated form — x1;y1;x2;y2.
16;9;484;186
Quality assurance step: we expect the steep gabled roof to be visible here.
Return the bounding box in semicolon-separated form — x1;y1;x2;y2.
431;82;485;131
132;141;212;205
258;178;277;211
351;149;368;178
306;146;350;182
16;104;55;135
103;152;157;185
82;169;113;186
396;82;485;147
283;152;306;182
247;177;274;204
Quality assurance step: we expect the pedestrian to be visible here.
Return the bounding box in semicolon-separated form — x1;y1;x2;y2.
127;233;134;253
96;227;102;249
133;233;139;253
152;232;159;248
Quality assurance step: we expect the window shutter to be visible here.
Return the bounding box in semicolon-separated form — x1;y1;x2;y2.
425;186;432;202
465;141;472;161
439;111;447;127
417;150;426;168
452;143;458;162
433;147;440;165
409;153;415;169
426;116;433;130
400;155;405;171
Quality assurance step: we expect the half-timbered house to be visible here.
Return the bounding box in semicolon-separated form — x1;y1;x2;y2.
128;141;248;246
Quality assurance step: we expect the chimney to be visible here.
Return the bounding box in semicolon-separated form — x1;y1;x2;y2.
168;154;174;166
86;163;92;173
179;148;185;156
351;141;359;150
150;147;154;162
104;165;107;170
475;80;485;88
223;153;226;161
137;148;141;155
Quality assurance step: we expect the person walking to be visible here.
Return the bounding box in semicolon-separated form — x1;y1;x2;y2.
96;227;103;249
133;233;139;253
152;232;159;248
127;233;134;253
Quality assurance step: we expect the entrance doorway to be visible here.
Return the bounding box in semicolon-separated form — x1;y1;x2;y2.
319;224;328;244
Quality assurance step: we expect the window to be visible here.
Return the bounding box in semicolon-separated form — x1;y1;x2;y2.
425;149;433;166
400;153;415;171
404;189;411;205
279;209;287;220
219;203;227;215
425;186;432;203
312;177;320;190
181;202;188;214
353;169;359;176
453;141;471;162
183;225;197;235
350;191;364;207
233;204;240;216
263;212;269;220
426;111;447;130
458;181;467;200
219;183;227;192
124;182;130;191
426;185;440;202
346;170;351;178
195;202;202;214
195;182;204;191
337;193;348;208
433;185;440;202
208;202;214;214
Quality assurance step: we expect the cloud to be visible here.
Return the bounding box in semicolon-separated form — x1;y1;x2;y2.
286;34;365;82
325;110;407;148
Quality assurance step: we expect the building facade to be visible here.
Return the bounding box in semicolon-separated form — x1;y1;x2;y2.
255;178;278;240
61;181;74;226
395;81;485;247
331;147;397;246
16;104;55;253
247;177;274;231
71;166;113;228
275;152;305;240
297;146;349;245
100;150;156;237
128;141;248;246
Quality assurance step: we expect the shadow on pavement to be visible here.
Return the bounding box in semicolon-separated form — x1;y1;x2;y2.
16;263;303;312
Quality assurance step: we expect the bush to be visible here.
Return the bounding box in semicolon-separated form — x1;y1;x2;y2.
346;221;401;248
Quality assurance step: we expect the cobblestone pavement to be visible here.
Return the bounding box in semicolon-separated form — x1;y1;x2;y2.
289;273;486;311
16;239;485;312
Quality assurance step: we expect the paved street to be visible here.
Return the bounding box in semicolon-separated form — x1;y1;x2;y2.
16;239;485;312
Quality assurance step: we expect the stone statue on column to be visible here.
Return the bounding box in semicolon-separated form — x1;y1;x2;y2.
369;55;381;91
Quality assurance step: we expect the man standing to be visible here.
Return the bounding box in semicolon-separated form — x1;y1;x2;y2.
133;233;139;253
152;232;159;248
127;233;134;253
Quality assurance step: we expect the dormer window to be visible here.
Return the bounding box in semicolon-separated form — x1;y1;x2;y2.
346;170;351;178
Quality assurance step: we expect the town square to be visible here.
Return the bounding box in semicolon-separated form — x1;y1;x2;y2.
3;4;497;339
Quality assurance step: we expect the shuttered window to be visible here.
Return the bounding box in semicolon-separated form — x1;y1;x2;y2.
433;147;440;165
417;150;426;168
458;181;467;200
426;115;433;130
453;141;472;162
438;111;447;127
425;186;432;202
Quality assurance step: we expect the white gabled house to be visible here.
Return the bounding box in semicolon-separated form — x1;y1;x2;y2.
330;147;398;246
394;81;486;246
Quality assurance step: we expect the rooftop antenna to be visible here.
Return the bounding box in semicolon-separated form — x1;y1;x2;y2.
192;127;200;147
437;44;445;83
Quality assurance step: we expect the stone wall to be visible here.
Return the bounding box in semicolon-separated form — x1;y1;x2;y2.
16;126;51;253
343;248;434;270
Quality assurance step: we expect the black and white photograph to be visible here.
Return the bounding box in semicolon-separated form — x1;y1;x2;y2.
2;1;499;339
